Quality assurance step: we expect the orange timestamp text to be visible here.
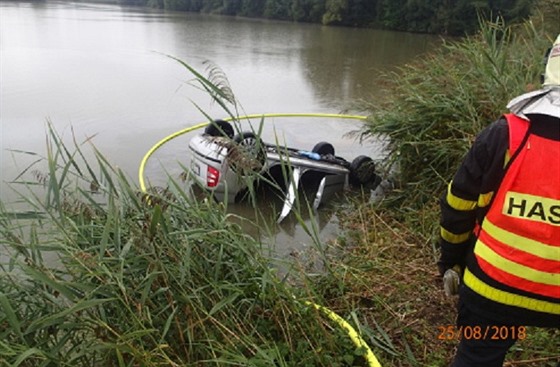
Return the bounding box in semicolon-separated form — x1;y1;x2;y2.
437;325;527;340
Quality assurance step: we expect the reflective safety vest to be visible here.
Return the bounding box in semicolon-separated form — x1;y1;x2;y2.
464;113;560;315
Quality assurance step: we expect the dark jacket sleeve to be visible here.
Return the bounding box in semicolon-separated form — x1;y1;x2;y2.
437;117;509;275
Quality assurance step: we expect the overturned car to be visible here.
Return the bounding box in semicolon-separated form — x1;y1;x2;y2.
187;119;381;222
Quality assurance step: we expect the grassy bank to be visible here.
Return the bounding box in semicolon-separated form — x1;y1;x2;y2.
318;200;559;366
325;11;560;367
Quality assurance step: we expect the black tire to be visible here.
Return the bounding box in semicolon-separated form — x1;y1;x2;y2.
312;141;335;156
204;119;234;138
349;155;377;186
229;132;266;174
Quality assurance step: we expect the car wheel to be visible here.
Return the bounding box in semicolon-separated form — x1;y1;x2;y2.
204;119;234;138
312;141;335;156
229;132;266;174
349;155;377;186
234;131;261;147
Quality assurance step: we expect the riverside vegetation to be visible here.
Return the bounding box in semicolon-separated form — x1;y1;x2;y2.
118;0;537;36
1;13;560;367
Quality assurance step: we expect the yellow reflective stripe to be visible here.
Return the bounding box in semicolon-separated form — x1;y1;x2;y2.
504;150;511;168
475;239;559;286
478;191;494;208
483;219;559;261
447;182;477;211
440;227;471;244
464;268;560;315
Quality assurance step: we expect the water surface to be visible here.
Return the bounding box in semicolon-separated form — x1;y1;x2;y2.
0;1;441;252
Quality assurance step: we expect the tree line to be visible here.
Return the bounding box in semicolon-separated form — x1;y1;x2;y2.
119;0;537;35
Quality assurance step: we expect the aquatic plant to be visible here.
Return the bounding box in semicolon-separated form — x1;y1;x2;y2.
0;123;380;366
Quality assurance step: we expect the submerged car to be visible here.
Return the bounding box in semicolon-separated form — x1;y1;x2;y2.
187;119;381;222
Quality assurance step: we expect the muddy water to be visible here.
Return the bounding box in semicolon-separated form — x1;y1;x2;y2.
1;1;441;254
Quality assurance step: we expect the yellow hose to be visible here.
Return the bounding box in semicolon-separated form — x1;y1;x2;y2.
138;113;381;366
305;301;383;367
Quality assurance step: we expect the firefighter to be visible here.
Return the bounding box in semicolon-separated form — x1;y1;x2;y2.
438;34;560;367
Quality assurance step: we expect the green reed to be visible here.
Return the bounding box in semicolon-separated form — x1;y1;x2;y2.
0;123;379;366
359;17;554;211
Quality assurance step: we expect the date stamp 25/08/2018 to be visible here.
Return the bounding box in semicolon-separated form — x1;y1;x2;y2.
437;325;527;341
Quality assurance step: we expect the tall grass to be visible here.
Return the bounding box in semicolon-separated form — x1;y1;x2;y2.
0;125;375;366
360;18;554;212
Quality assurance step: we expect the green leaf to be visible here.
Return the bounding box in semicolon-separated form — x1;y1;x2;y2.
149;204;162;238
27;298;115;333
0;292;24;342
12;348;46;367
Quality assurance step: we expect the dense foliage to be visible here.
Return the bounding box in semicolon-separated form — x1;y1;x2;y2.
358;11;558;215
121;0;537;36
